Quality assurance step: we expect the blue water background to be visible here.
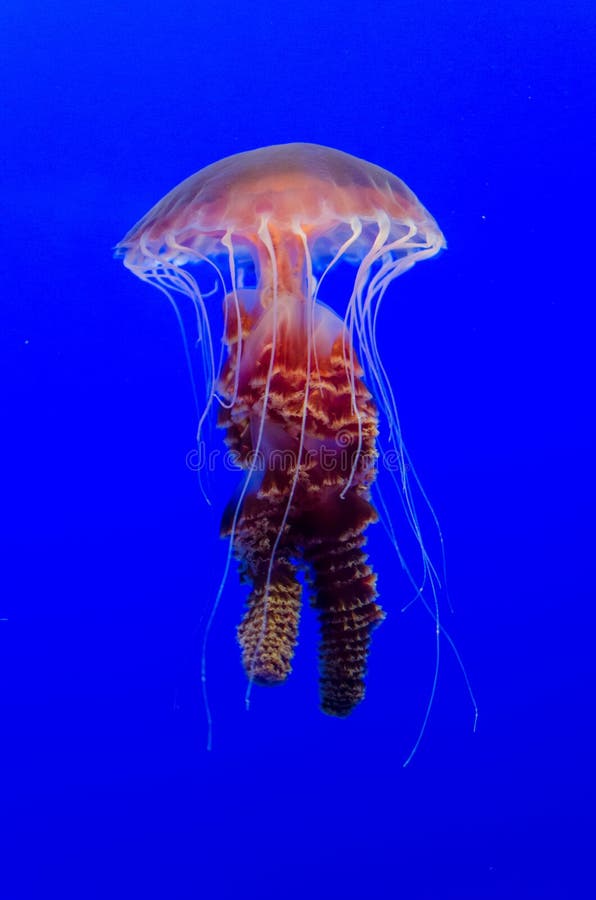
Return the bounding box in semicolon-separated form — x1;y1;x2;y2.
2;1;595;897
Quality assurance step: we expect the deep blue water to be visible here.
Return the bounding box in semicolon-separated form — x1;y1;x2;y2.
2;1;595;897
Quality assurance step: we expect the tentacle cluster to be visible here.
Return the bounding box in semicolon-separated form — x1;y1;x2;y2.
218;292;385;715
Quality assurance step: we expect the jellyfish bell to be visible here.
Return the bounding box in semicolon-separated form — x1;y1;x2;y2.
118;143;445;320
117;143;470;760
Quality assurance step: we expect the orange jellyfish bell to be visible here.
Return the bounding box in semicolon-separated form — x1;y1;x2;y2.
117;143;446;724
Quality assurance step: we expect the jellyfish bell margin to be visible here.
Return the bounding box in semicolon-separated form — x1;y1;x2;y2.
116;142;474;761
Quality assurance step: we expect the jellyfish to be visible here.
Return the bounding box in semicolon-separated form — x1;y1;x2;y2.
116;143;449;735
